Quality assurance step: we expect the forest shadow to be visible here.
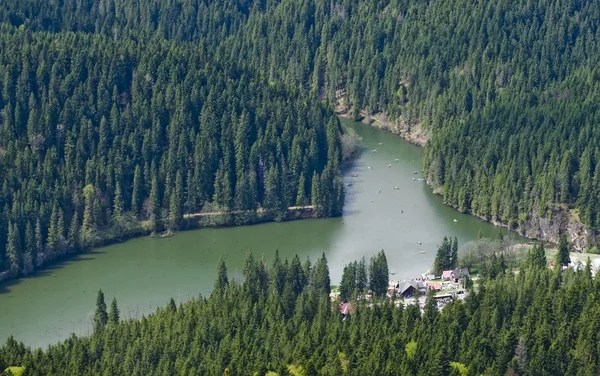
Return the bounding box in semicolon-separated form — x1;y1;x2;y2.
0;251;106;295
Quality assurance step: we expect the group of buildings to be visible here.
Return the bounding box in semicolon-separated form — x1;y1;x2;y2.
332;267;471;317
388;268;470;300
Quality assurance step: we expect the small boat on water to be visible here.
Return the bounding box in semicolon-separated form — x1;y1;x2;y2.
412;178;416;181
378;189;382;193
370;199;374;202
372;149;377;153
368;166;373;170
417;241;422;245
351;173;359;177
394;158;399;162
401;210;404;213
453;219;458;223
388;164;392;168
394;186;400;190
413;171;418;174
347;183;353;187
378;142;383;145
419;250;426;254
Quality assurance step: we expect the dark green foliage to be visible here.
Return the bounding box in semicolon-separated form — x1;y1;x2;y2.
368;250;389;297
312;253;331;295
108;298;119;325
527;243;548;270
0;15;344;278
433;236;457;274
2;252;600;374
214;257;229;293
339;262;356;301
94;290;107;332
556;235;571;267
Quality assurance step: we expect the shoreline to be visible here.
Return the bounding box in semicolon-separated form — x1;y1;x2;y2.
337;108;590;251
0;206;317;285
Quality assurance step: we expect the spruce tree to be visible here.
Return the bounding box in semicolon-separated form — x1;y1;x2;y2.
149;175;160;232
131;165;143;215
356;257;367;294
369;250;389;297
556;235;571;267
6;222;20;276
22;222;34;276
312;253;331;294
450;237;458;269
339;262;356;301
94;289;108;332
214;257;229;292
112;181;124;223
34;218;44;267
108;298;119;325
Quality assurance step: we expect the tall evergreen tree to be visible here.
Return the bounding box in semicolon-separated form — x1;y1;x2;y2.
214;257;229;293
108;298;119;325
94;289;108;332
556;235;571;267
369;250;389;297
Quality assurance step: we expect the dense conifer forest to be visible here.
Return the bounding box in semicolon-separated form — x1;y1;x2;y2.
3;0;600;278
2;250;600;375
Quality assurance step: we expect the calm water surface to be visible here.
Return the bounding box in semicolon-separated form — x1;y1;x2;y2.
0;119;517;348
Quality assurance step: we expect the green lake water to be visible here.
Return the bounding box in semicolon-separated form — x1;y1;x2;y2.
0;119;517;348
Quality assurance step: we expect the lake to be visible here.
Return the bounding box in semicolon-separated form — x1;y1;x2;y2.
0;119;516;348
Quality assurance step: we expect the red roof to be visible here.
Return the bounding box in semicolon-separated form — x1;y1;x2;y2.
339;302;355;315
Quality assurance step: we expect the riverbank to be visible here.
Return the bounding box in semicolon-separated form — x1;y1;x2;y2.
0;206;316;284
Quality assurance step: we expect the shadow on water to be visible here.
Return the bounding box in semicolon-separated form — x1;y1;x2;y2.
0;251;105;295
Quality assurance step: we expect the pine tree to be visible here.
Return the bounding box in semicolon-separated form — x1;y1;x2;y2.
108;298;119;325
168;172;183;230
22;222;34;276
56;209;65;254
339;262;357;301
68;212;80;251
82;184;96;239
34;218;44;267
556;235;571;267
527;243;547;269
356;257;367;294
149;175;160;232
450;237;458;269
434;237;452;275
369;250;389;297
6;222;20;276
296;174;307;206
131;165;143;215
46;204;58;253
214;257;229;292
310;171;319;211
94;289;108;332
312;253;331;294
113;181;124;223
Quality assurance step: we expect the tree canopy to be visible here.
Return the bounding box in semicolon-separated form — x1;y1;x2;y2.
1;250;600;375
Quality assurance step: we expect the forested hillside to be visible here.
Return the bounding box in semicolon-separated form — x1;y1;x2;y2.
0;16;345;278
2;251;600;375
3;0;600;249
2;0;600;274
